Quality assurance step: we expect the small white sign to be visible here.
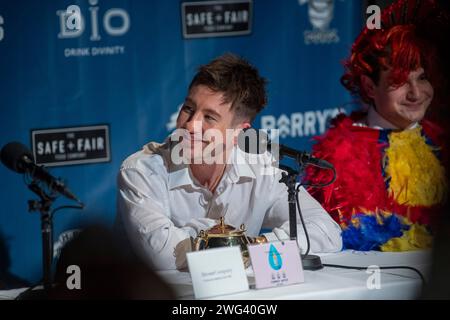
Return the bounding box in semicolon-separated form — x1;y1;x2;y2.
187;246;249;299
248;240;304;289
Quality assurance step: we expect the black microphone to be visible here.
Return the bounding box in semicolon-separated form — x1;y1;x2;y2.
270;143;334;169
237;128;334;169
1;142;81;202
238;128;327;270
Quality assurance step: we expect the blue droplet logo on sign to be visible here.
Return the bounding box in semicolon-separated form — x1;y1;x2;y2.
268;244;282;270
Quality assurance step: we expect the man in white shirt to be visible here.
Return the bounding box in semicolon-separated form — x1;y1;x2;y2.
116;54;342;270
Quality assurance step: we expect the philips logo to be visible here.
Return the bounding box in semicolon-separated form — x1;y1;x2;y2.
299;0;341;45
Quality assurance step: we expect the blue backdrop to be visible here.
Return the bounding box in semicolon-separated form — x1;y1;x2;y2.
0;0;362;283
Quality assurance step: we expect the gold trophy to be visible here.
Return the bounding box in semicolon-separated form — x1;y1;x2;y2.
193;217;267;267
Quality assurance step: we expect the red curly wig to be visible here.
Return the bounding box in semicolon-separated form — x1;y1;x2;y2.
341;24;439;105
340;0;447;109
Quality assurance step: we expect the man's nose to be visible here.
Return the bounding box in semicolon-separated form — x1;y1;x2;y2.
406;81;421;101
185;113;203;134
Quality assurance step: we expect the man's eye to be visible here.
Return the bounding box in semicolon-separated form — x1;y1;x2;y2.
205;115;216;121
182;105;193;113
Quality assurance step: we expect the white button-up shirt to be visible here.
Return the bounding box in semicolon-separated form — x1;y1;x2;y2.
116;140;342;270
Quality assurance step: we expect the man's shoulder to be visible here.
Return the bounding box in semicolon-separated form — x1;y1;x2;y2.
121;141;170;175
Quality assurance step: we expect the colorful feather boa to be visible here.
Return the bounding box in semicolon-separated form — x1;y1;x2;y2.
306;113;447;251
385;127;447;207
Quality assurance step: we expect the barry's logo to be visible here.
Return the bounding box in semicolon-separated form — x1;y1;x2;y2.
299;0;340;45
260;108;344;139
56;0;130;40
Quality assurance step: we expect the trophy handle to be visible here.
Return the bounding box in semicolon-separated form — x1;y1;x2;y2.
193;230;207;251
248;235;268;245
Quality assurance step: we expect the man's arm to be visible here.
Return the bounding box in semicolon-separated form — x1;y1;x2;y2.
117;166;217;270
262;172;342;253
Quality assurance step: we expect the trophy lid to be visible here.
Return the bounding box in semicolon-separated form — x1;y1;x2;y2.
205;217;246;236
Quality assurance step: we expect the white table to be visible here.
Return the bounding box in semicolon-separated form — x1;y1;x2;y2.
0;249;430;300
157;250;431;300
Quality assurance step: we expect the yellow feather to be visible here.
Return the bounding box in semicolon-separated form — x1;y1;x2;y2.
385;127;447;206
380;223;432;251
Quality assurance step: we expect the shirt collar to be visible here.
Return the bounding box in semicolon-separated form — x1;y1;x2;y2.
167;146;256;190
146;138;193;190
363;106;419;130
168;165;193;190
229;147;257;182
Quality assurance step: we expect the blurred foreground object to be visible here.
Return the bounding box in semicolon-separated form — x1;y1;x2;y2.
49;225;175;299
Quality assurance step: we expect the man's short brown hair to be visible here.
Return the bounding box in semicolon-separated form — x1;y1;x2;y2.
189;53;267;122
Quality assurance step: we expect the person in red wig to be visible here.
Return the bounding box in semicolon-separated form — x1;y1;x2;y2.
306;0;449;251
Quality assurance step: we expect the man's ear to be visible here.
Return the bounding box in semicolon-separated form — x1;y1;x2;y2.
232;122;251;145
240;122;251;131
361;75;376;100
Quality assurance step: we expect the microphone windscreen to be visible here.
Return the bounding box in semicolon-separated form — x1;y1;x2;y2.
0;142;34;173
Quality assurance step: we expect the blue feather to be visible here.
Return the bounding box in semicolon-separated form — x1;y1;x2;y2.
342;213;410;251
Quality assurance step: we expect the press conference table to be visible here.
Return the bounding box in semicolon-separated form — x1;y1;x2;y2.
0;249;430;300
157;249;430;300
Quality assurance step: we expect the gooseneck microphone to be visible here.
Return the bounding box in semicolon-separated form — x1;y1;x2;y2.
270;143;334;169
237;128;333;169
1;142;80;202
238;128;335;271
1;141;84;295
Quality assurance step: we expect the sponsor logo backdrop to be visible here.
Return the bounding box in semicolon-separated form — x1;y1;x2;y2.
0;0;362;282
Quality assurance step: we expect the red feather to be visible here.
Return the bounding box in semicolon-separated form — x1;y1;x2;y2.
305;113;445;227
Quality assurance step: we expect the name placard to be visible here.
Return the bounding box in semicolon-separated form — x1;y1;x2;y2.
186;246;249;299
248;240;304;289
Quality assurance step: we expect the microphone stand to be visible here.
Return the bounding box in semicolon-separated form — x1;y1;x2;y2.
15;179;84;300
279;165;323;271
27;181;55;292
11;180;59;300
14;180;56;300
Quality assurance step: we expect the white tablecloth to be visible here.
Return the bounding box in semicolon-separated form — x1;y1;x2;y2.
157;249;431;300
0;249;431;300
